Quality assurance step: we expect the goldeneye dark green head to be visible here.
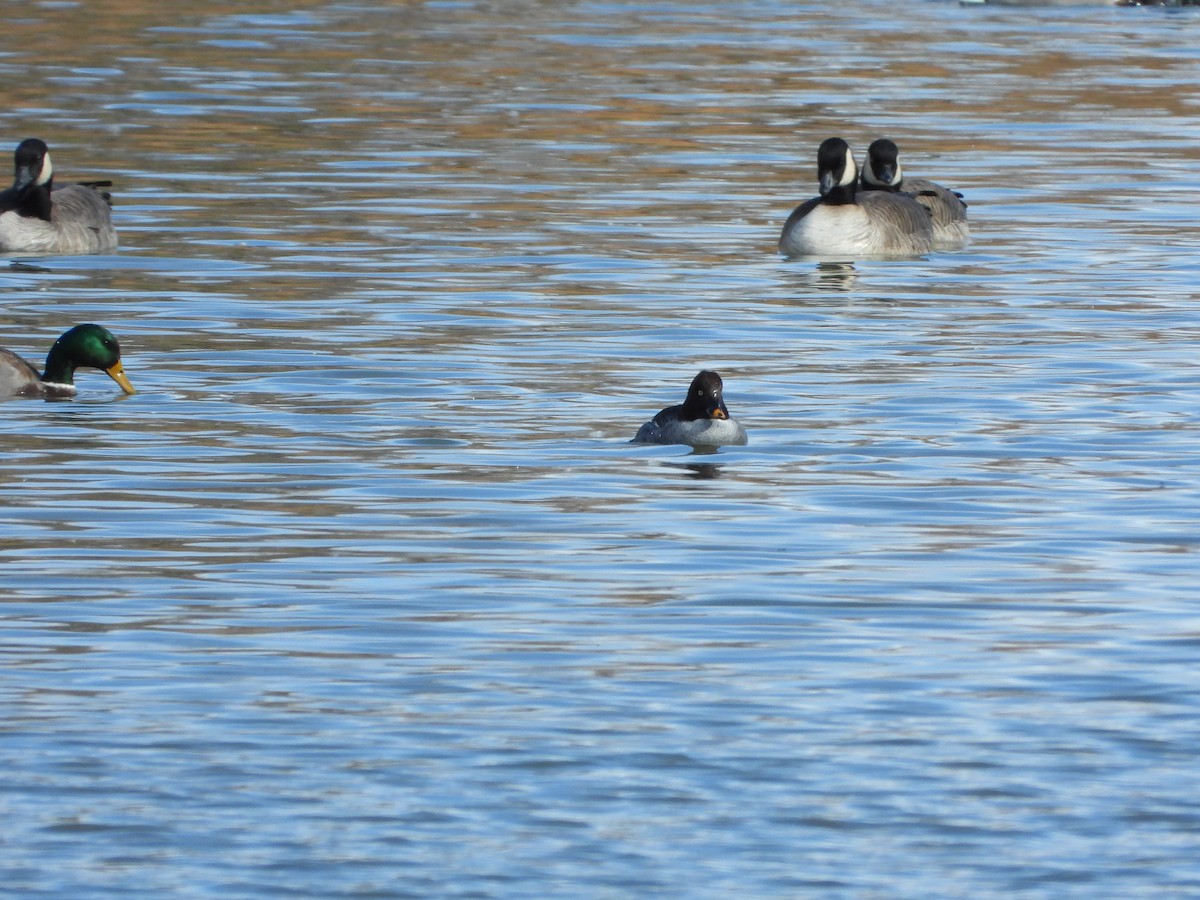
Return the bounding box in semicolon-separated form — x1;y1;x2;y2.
679;369;731;421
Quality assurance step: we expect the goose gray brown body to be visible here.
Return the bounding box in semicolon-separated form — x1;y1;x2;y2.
0;138;117;255
861;138;968;250
779;137;933;259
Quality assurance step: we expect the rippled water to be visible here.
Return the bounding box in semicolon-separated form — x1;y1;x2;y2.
3;1;1200;897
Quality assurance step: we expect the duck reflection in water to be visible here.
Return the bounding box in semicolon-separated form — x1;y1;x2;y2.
672;460;725;480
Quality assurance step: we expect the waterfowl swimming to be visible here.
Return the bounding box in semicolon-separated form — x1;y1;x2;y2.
632;370;748;448
779;137;933;259
861;138;968;250
0;324;135;398
0;138;118;255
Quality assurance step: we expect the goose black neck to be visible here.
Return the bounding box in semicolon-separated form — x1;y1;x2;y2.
823;181;859;206
15;183;52;221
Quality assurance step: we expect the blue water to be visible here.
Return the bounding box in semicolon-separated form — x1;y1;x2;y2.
2;0;1200;897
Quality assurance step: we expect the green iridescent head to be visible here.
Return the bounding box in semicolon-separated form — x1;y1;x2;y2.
43;323;135;393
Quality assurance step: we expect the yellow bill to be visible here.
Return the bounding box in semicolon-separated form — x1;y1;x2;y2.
106;361;136;394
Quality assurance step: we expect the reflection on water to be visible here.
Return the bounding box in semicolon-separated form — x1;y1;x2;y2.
668;459;726;479
804;261;863;293
3;0;1200;897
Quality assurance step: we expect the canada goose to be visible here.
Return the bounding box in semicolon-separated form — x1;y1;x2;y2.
861;138;968;250
632;370;748;448
0;323;134;398
0;138;118;255
779;137;933;259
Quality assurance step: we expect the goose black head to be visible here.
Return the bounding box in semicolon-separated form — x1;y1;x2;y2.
816;137;857;200
12;138;52;192
863;138;903;190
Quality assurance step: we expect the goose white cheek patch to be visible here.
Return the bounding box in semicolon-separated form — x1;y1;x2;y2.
839;151;858;187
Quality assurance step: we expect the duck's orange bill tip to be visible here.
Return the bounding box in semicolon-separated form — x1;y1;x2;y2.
106;362;136;395
713;409;727;420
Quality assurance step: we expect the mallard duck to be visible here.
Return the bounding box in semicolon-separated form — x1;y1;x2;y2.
0;324;135;398
860;138;969;250
0;138;117;255
779;137;933;259
632;370;748;448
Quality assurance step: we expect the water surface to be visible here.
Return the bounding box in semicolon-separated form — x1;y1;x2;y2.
2;1;1200;897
